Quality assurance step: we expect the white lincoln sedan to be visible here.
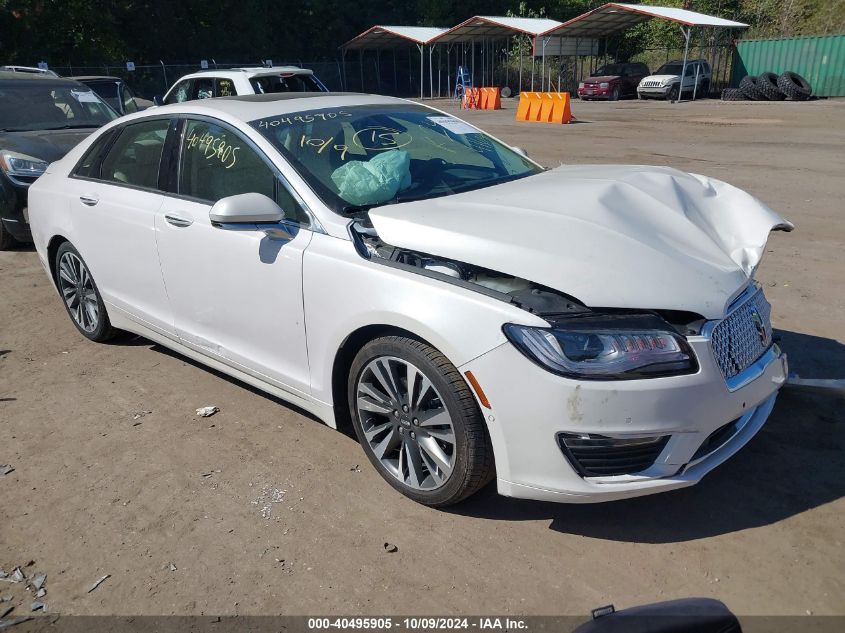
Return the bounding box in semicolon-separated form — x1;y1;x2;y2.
28;93;792;506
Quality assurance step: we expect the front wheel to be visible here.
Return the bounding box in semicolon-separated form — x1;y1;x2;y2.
667;85;679;101
54;242;116;342
348;336;494;506
610;86;620;101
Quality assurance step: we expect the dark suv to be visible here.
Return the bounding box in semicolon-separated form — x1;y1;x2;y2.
577;62;650;101
0;72;117;249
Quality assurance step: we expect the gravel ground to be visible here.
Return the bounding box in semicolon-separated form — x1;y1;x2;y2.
1;96;843;617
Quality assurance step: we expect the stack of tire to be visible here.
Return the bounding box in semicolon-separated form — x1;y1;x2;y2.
721;71;812;101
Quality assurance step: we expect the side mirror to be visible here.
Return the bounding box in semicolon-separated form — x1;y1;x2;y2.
512;146;529;158
153;95;164;106
209;192;284;225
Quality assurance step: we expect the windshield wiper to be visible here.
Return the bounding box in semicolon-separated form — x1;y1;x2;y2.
40;124;101;131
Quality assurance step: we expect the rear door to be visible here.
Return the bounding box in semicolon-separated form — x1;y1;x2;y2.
65;117;176;335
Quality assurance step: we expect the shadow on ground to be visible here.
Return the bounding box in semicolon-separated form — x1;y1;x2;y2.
131;327;843;543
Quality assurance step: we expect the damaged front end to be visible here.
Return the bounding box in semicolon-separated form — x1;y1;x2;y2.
350;219;588;318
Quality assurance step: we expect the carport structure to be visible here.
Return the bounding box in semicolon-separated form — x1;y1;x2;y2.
430;15;565;94
540;3;748;100
341;25;446;99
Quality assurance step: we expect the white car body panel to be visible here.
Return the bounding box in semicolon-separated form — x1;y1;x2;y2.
369;165;791;320
57;177;175;336
155;199;314;396
26;94;791;504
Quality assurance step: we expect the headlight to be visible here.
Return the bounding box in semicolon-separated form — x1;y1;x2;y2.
578;82;585;89
599;82;609;89
0;151;49;182
503;315;697;380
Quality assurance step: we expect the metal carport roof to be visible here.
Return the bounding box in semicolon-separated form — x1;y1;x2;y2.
433;16;564;43
541;3;748;38
342;25;447;50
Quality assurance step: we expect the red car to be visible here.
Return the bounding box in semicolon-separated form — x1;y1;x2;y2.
577;62;650;101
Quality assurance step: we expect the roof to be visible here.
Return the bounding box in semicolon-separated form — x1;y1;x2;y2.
433;15;564;43
542;3;748;38
69;76;122;82
147;92;406;123
0;71;83;86
343;25;447;50
180;67;314;80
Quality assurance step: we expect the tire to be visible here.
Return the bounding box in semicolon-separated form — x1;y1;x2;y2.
666;84;679;101
777;71;812;100
610;86;620;101
348;336;494;507
721;88;746;101
54;242;116;342
0;221;17;250
739;75;767;100
758;72;786;100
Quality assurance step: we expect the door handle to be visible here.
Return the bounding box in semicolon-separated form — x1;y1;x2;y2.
164;214;193;228
79;194;99;207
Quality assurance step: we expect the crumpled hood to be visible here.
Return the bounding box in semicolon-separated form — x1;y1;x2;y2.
0;128;96;163
367;165;792;320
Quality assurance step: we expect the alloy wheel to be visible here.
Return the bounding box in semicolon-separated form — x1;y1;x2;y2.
57;251;99;333
355;356;456;490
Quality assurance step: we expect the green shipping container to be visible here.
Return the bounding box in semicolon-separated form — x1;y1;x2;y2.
733;34;845;97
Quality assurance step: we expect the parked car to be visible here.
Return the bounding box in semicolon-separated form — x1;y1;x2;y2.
69;76;153;115
28;93;791;506
638;59;711;100
0;71;117;249
0;65;60;77
156;66;328;105
577;62;650;100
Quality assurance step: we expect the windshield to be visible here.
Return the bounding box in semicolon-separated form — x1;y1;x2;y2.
250;104;541;214
0;83;117;132
593;64;626;76
656;63;684;75
250;74;323;94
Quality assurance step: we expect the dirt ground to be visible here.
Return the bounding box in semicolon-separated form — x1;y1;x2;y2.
1;97;844;618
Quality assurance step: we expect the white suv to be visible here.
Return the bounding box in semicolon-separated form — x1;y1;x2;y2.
638;59;711;101
157;67;328;105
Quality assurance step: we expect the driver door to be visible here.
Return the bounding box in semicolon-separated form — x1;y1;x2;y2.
155;117;314;396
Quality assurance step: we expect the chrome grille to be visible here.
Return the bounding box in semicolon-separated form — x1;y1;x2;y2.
710;289;773;379
641;80;662;87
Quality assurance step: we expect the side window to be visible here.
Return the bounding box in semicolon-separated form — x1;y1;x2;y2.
122;86;139;114
100;118;170;189
73;130;116;179
215;78;235;97
165;79;192;104
193;77;214;100
686;65;696;76
179;119;308;224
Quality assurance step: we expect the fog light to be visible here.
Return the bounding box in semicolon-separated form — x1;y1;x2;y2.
557;433;670;477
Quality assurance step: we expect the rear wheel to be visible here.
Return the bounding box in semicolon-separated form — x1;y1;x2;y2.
348;336;494;506
54;242;116;342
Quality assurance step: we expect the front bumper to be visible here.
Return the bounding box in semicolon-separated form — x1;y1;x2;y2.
460;335;787;503
577;86;610;99
638;85;672;98
0;176;33;242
